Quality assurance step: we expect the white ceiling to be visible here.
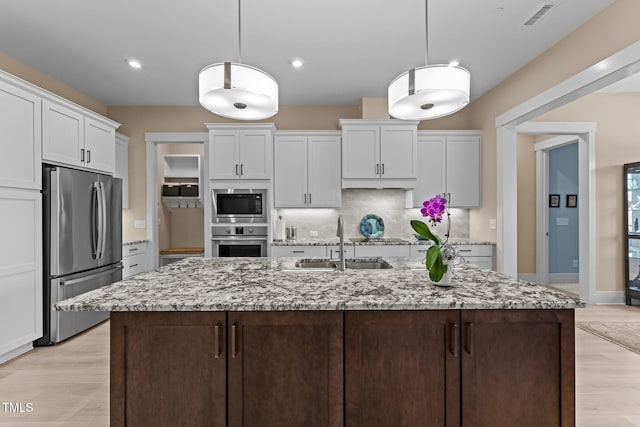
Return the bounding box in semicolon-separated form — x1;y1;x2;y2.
0;0;617;107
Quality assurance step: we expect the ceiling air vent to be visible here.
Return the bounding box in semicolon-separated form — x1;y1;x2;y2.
523;4;555;26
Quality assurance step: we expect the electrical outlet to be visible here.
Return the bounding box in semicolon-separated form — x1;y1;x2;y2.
134;219;146;229
489;219;497;229
309;230;318;237
573;259;579;268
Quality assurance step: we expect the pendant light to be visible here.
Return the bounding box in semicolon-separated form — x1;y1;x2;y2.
199;0;278;120
388;0;470;120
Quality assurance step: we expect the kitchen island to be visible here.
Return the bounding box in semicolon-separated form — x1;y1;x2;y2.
57;257;582;427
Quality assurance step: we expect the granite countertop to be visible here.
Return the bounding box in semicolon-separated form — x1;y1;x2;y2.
56;257;582;312
272;238;495;246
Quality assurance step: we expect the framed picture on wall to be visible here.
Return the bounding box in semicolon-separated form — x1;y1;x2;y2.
549;194;560;208
567;194;577;208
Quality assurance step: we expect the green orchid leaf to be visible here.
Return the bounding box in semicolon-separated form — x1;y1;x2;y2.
428;252;449;282
425;245;440;270
411;220;440;244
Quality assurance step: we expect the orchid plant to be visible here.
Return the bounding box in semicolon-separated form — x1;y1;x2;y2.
411;194;455;282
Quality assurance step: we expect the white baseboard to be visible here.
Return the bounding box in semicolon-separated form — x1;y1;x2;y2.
593;291;626;304
0;343;32;365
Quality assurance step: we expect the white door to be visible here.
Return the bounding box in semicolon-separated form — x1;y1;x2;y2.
210;131;239;179
308;135;341;207
0;81;41;190
84;117;115;174
239;130;271;179
414;135;446;206
379;125;417;179
446;135;481;207
342;126;379;179
42;99;83;168
274;135;308;207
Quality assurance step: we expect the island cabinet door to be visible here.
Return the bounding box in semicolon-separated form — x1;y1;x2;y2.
110;312;227;427
227;311;343;427
345;310;461;427
460;309;575;427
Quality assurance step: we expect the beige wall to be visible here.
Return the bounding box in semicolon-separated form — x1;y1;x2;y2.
0;51;107;116
517;135;536;274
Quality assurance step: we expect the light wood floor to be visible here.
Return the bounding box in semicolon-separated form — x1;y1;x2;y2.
1;305;640;426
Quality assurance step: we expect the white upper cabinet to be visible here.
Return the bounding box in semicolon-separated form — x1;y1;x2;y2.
340;120;418;188
207;124;275;180
115;133;129;209
0;79;41;190
274;132;341;208
42;99;119;175
414;131;481;208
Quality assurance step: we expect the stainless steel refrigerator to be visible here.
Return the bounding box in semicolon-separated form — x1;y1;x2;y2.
36;165;122;345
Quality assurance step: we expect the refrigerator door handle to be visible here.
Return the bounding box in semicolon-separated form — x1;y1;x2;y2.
60;264;123;287
91;182;99;259
95;181;105;260
100;181;108;259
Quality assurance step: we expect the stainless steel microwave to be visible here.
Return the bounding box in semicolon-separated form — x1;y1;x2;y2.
212;189;266;223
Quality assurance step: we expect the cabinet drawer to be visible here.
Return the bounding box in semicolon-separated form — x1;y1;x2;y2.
271;245;327;258
123;253;146;278
462;256;493;270
455;244;493;257
354;245;410;258
326;245;355;259
123;243;146;258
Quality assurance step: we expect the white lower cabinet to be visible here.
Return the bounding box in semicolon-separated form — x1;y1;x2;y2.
0;189;42;363
123;243;148;279
326;245;355;259
411;244;494;270
354;245;410;258
271;246;327;258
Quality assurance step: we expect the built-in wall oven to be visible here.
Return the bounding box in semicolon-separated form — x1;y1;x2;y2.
212;189;265;223
212;226;268;257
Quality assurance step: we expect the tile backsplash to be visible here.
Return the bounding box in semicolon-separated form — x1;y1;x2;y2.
276;189;470;240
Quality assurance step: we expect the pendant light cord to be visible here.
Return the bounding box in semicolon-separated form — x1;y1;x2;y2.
424;0;429;67
238;0;243;63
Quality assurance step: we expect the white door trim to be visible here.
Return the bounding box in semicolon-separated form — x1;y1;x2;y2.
534;135;580;287
145;132;208;269
495;39;640;304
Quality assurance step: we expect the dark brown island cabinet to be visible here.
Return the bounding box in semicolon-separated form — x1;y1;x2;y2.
110;309;574;427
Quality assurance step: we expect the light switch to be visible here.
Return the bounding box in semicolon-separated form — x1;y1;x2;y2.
134;219;146;229
489;219;497;229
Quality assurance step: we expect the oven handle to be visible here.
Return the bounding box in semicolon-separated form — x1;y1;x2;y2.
211;237;268;241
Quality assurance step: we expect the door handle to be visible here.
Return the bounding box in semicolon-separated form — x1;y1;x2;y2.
450;323;459;357
231;323;238;358
304;193;307;204
87;150;91;164
91;183;98;258
214;323;222;359
100;181;108;259
381;163;385;175
376;163;379;175
308;193;311;204
466;322;475;355
240;164;244;175
81;148;85;163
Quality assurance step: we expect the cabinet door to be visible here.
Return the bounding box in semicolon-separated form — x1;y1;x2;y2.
308;135;341;207
446;135;481;207
461;309;574;427
210;131;239;179
111;312;226;427
342;126;379;179
114;136;128;209
414;135;446;206
239;129;271;179
353;244;411;258
346;311;460;427
84;117;115;174
379;124;417;179
228;312;343;427
0;189;42;359
0;81;41;190
42;99;83;168
274;135;308;207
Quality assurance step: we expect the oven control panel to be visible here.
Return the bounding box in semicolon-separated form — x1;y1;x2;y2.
212;225;268;237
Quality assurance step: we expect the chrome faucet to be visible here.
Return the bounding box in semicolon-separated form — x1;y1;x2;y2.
336;215;345;271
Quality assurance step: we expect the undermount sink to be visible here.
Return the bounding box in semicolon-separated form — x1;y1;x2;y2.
294;258;392;270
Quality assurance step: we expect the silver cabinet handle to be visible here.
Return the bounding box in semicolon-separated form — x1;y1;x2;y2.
381;163;385;175
459;249;473;253
231;323;238;358
235;164;239;175
129;263;139;268
81;148;85;162
376;163;379;175
240;164;244;175
304;193;307;204
128;247;139;252
308;193;311;204
450;323;459;357
466;322;475;355
416;249;427;253
214;323;222;359
292;250;305;254
87;149;91;164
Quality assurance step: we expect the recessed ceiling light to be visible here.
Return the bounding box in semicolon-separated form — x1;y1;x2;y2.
291;57;304;69
127;59;143;69
449;60;460;67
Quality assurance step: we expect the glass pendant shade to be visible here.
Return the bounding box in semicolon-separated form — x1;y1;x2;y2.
199;62;278;120
388;64;470;120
